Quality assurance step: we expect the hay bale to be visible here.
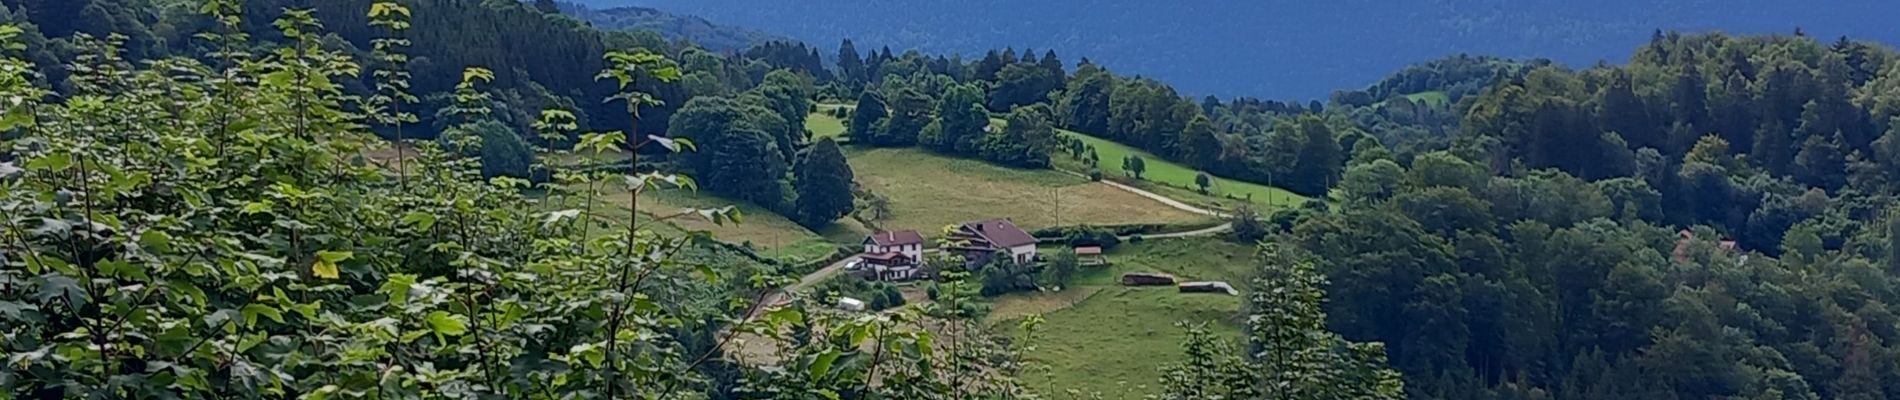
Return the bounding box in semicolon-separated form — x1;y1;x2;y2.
1178;281;1238;295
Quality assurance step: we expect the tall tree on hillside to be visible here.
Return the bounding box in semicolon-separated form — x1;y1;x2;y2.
1064;60;1113;134
1179;115;1222;168
923;83;987;154
1597;71;1658;149
1290;115;1343;195
836;38;863;83
989;62;1059;111
1669;62;1709;137
466;119;535;179
1709;72;1757;152
849;90;886;141
873;87;930;146
668;96;790;208
1795;132;1847;189
975;49;1006;81
1753;119;1796;175
794;138;856;228
981;104;1058;168
1039;49;1065;84
1251;246;1407;399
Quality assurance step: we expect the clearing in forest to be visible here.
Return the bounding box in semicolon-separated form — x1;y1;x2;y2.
846;147;1207;233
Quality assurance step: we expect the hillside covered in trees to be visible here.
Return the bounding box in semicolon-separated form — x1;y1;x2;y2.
7;0;1900;399
598;0;1900;99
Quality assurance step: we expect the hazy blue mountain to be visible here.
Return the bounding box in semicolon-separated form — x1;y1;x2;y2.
568;0;1900;99
559;3;785;52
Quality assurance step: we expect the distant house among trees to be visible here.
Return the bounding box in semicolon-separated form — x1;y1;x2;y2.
1672;229;1741;264
947;219;1039;267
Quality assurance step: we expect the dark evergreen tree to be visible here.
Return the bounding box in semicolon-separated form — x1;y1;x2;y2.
975;49;1005;81
848;91;886;141
1038;49;1065;84
1063;60;1113;134
1597;71;1658;149
793;138;855;228
836;38;863;83
1289;115;1342;195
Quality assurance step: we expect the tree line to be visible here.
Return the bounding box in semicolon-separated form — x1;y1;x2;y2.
1283;31;1900;399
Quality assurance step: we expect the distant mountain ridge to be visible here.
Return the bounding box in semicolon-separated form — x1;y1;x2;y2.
559;2;784;52
568;0;1900;99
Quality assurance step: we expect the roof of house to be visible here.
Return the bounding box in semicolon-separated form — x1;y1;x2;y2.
961;219;1037;248
865;230;925;247
1075;246;1103;255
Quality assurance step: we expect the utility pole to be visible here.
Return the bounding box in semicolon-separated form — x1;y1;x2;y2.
1053;186;1062;229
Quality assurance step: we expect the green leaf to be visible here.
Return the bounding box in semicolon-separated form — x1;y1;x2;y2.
316;250;353;263
809;349;841;382
768;307;804;326
34;274;86;310
138;230;174;254
240;200;274;215
312;259;340;280
571;343;606;367
379;274;418;305
25;152;71;172
399;211;436;230
241;304;283;327
850;325;872;347
262;70;296;88
311;250;350;280
425;311;467;336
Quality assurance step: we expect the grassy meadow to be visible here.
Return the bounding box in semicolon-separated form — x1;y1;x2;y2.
1054;130;1306;211
992;237;1257;398
845;147;1206;233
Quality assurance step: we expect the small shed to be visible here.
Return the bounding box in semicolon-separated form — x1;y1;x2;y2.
1075;246;1107;266
838;297;866;312
1121;272;1177;286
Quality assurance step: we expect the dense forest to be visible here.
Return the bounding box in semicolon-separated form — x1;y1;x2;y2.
0;0;1408;398
7;0;1900;399
600;0;1900;98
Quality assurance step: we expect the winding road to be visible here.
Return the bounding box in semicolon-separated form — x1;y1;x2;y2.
748;175;1234;318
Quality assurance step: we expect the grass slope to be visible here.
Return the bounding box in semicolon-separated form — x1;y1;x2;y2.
585;182;860;265
846;147;1204;233
807;104;848;139
996;238;1257;398
1054;129;1305;211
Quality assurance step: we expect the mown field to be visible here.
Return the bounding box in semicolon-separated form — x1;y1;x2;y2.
845;147;1207;234
1053;130;1306;211
585;182;859;265
990;238;1257;398
808;104;848;139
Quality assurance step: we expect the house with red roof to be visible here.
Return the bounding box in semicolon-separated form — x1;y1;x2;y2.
946;219;1039;267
